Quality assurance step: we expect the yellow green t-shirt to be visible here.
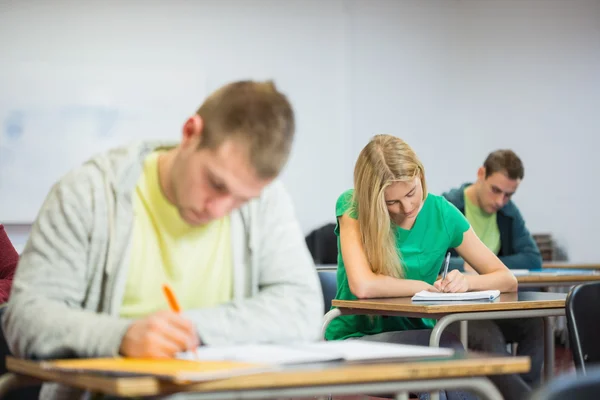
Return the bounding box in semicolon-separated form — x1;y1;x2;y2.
120;151;233;318
464;188;501;255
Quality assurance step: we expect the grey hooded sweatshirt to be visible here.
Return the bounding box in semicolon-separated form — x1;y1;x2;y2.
3;141;323;400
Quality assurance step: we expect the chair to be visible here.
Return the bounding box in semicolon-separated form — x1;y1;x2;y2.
0;307;41;399
529;365;600;400
305;223;338;265
566;281;600;373
317;270;337;314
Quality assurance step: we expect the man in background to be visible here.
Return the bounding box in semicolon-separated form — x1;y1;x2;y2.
443;149;544;389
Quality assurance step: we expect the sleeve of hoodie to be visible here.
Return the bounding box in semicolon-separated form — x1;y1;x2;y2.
2;166;131;360
184;181;324;345
499;206;542;270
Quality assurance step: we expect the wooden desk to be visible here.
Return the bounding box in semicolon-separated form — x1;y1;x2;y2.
516;271;600;288
543;262;600;270
4;354;529;400
325;292;566;382
332;292;564;315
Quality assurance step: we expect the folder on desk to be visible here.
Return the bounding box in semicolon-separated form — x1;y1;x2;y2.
411;290;501;301
40;357;274;382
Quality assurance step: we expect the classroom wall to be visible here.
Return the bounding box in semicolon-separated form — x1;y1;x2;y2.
1;0;599;261
348;0;600;262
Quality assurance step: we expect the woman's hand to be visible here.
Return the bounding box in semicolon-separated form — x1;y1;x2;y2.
424;281;441;292
434;270;469;293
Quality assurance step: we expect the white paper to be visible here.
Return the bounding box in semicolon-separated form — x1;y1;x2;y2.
179;344;342;365
412;290;501;301
510;269;531;276
295;341;454;361
178;341;454;366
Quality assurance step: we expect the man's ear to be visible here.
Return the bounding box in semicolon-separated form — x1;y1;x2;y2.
477;166;486;181
181;115;204;147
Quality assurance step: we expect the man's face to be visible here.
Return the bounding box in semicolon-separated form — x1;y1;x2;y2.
476;169;520;214
170;117;272;225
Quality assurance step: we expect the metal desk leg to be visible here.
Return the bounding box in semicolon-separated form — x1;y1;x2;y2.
429;309;563;351
395;391;409;400
543;316;555;381
167;376;504;400
321;308;342;340
460;320;468;348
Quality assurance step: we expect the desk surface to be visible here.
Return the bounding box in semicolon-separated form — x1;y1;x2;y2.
332;291;566;314
543;262;600;270
517;273;600;284
7;354;530;398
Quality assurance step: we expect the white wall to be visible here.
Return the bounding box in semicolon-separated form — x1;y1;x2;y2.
0;0;353;233
347;0;600;262
1;0;599;261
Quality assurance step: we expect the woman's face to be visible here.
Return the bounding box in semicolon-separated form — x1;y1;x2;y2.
384;177;424;224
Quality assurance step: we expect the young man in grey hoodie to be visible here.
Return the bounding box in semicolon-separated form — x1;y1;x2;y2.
3;80;324;400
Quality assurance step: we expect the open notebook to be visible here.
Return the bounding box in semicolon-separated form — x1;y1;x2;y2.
40;341;454;382
412;290;501;302
179;341;455;366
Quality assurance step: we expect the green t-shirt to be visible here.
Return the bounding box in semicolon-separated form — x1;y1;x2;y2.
464;189;501;255
325;189;471;341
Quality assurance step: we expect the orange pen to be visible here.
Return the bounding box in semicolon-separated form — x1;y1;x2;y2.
162;283;199;359
162;283;182;313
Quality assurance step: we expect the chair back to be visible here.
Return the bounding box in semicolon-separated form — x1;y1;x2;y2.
305;223;338;264
530;365;600;400
566;282;600;373
317;270;337;314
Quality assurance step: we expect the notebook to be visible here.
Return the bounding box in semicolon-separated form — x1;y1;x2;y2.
411;290;501;302
40;342;455;383
180;341;455;365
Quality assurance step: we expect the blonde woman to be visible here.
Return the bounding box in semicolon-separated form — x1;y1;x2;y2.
326;135;526;400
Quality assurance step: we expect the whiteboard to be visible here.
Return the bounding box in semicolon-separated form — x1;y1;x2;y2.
0;62;205;222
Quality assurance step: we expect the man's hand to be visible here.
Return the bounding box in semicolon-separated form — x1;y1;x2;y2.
120;311;199;358
434;270;469;293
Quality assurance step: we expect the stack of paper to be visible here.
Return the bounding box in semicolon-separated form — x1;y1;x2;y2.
40;341;455;382
181;341;455;365
411;290;501;302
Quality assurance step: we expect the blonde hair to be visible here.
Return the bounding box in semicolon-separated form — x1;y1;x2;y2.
196;80;295;179
351;134;427;278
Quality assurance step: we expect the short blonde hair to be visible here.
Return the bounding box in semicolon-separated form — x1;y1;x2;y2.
196;80;295;178
352;134;427;278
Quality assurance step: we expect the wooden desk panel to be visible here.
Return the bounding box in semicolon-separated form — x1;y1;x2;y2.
332;292;566;315
6;354;530;397
517;274;600;284
542;263;600;270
